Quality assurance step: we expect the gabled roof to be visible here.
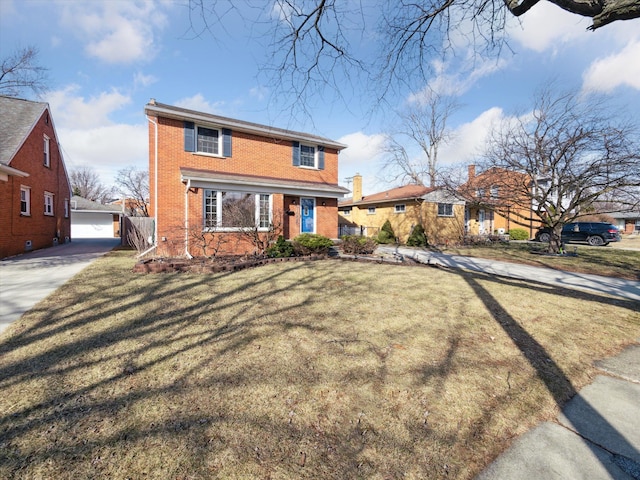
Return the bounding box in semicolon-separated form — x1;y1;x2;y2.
340;184;433;207
71;195;122;213
0;95;48;166
145;99;347;151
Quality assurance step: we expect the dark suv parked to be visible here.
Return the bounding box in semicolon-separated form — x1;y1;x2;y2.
535;222;621;246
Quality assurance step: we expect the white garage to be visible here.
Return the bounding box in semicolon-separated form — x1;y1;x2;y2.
70;196;121;239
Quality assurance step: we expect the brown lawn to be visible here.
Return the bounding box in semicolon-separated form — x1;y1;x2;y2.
1;251;638;479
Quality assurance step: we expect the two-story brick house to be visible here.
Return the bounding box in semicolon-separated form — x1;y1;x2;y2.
461;165;537;238
144;100;349;257
0;96;72;259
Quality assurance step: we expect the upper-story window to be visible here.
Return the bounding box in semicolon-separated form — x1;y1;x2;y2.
342;207;352;216
475;188;484;198
292;142;325;170
20;186;31;215
64;198;69;218
367;206;376;215
394;204;406;213
44;192;54;216
300;145;315;167
43;135;50;167
197;126;219;154
490;186;499;199
184;122;232;157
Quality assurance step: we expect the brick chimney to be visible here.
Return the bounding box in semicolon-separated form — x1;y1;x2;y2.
468;164;476;181
352;174;363;202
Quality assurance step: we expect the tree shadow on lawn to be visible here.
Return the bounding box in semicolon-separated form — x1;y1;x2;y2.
464;270;640;478
0;257;638;479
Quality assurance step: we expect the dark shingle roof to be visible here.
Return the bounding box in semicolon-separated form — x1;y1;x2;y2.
0;96;48;166
145;99;347;151
71;195;121;213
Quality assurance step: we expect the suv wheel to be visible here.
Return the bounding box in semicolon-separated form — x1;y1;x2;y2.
537;232;551;243
587;235;605;246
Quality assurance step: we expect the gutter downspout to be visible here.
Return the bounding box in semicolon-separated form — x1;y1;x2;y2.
185;179;192;259
139;114;159;258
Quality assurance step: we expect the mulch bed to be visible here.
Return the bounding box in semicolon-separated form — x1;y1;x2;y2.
133;251;422;274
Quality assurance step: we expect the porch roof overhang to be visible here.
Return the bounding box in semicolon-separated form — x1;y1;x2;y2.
180;168;351;199
0;164;29;182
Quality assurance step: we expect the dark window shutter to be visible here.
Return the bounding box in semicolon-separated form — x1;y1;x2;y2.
222;128;232;157
317;145;325;170
292;141;300;166
184;121;195;152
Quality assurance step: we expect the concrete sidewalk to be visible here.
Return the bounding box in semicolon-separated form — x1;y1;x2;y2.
377;246;640;302
375;246;640;479
476;345;640;480
0;238;120;334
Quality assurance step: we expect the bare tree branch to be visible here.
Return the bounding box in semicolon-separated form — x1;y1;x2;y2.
0;46;49;98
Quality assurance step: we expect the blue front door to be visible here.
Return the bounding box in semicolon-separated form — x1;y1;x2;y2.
300;198;315;233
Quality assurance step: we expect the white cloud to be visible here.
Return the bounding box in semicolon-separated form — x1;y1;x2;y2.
582;39;640;93
174;94;225;114
134;71;158;89
59;124;148;184
59;0;168;64
47;85;145;185
506;1;589;53
48;85;131;129
250;86;268;101
440;107;505;164
337;131;387;194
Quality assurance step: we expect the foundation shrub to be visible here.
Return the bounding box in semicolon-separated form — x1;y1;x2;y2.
406;224;428;247
508;228;530;241
292;233;334;255
341;235;378;254
377;220;396;244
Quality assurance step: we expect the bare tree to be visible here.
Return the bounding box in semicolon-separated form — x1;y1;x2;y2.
0;46;49;97
70;166;115;204
482;86;640;252
381;89;460;187
115;167;150;217
188;1;639;113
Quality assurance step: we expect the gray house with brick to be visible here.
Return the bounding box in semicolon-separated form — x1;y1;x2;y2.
0;96;72;258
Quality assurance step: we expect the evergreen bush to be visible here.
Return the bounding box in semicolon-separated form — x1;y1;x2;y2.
406;224;428;247
292;233;334;255
266;235;294;257
377;220;396;244
508;228;529;241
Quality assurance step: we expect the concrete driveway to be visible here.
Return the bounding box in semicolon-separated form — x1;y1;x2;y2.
0;238;120;334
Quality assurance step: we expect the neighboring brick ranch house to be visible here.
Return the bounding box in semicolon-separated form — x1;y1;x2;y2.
0;96;72;259
338;174;465;245
144;100;349;257
461;165;538;238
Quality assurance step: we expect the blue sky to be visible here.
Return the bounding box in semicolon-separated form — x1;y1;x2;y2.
1;0;639;196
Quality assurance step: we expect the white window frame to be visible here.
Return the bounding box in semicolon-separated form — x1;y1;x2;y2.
490;186;499;199
20;186;31;216
196;126;220;156
367;206;376;215
299;144;316;168
64;198;69;218
394;204;406;213
43;135;50;167
203;190;272;231
44;191;54;216
342;207;351;216
437;203;454;217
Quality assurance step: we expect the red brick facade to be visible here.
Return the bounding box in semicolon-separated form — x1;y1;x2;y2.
145;101;348;257
0;103;71;259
